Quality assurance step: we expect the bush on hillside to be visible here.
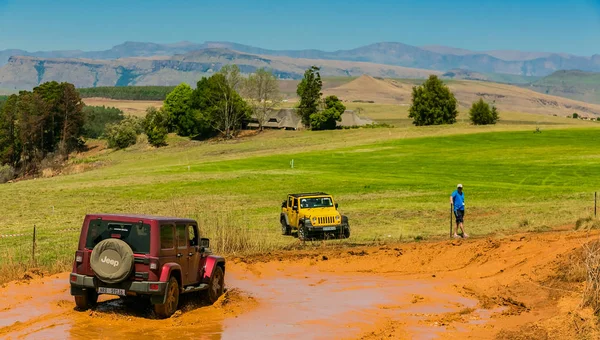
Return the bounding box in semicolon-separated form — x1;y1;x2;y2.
105;116;143;149
408;75;458;126
469;98;499;125
143;107;169;147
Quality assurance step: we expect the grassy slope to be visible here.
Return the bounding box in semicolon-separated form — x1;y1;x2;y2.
0;115;598;275
528;70;600;105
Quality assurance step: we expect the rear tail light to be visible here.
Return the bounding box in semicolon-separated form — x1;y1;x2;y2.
75;255;83;263
70;275;77;283
149;259;159;271
149;284;160;291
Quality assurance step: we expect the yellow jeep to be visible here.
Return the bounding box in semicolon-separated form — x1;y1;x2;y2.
280;192;350;241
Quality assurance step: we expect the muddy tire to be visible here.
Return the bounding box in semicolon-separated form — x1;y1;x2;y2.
154;277;180;319
298;225;309;241
74;289;98;310
281;219;291;235
90;238;134;284
341;225;350;239
207;266;225;304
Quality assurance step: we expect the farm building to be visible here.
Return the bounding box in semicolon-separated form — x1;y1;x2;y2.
246;108;374;130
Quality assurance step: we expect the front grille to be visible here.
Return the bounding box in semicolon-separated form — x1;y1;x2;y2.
318;216;335;225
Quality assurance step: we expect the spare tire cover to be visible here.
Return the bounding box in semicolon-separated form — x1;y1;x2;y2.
90;238;134;284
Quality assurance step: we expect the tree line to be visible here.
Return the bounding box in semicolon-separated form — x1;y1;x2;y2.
77;86;176;101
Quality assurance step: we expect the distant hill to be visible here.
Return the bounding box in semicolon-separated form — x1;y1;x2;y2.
0;49;439;90
324;75;600;117
526;70;600;105
2;41;600;77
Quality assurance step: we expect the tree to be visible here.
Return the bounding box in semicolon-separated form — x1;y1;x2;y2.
408;75;458;126
469;98;499;125
310;95;346;130
191;71;250;139
244;68;281;131
573;112;579;119
297;66;323;128
0;95;21;167
163;83;195;135
105;116;143;149
33;81;85;155
144;107;169;147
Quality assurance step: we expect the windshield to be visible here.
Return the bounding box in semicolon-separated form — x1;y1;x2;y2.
299;197;334;209
85;220;151;254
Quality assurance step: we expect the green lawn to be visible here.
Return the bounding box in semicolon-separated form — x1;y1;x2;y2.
1;124;599;279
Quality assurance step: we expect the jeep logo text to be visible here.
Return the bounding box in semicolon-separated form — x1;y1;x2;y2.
101;256;119;267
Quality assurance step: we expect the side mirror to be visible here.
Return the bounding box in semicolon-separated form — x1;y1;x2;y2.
200;238;210;249
281;201;287;208
335;203;339;209
293;205;298;211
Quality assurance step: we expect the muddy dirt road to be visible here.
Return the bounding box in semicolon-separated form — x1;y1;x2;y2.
1;230;598;339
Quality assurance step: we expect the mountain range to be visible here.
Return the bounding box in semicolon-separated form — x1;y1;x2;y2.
1;41;599;77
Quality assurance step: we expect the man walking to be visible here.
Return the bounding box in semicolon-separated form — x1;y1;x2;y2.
450;184;468;238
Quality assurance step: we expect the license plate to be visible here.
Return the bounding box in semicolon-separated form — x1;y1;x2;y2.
98;287;126;296
323;227;336;231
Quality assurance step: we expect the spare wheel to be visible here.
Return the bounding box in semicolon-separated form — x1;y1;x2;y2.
90;238;134;284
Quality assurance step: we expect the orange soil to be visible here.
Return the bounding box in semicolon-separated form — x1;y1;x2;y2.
1;230;598;339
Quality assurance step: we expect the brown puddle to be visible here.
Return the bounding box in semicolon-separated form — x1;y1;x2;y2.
0;268;496;340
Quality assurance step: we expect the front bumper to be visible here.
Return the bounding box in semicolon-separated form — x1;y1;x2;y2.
304;224;348;233
69;273;167;297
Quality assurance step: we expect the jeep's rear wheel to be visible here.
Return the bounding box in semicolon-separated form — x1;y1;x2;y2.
207;266;225;304
154;277;179;319
298;225;309;241
281;219;291;235
74;289;98;310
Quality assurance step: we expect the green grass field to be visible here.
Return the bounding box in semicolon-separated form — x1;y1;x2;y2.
0;112;599;281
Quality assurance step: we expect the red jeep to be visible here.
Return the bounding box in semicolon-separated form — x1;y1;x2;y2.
69;214;225;318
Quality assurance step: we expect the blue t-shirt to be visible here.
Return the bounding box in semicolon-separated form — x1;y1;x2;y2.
451;190;465;211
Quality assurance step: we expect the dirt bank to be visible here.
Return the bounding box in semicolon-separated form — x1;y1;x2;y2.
1;230;599;339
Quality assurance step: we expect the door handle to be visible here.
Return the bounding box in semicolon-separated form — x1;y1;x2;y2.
188;252;193;256
176;253;182;258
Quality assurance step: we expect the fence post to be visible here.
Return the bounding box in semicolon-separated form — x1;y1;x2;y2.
32;225;36;265
595;192;597;218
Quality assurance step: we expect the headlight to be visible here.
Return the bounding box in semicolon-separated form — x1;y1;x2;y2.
312;217;317;224
336;215;341;221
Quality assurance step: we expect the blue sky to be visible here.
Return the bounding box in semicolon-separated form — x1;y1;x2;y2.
0;0;599;55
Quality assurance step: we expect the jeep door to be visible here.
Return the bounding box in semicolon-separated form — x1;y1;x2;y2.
175;224;192;285
185;224;201;284
159;224;178;273
290;198;299;228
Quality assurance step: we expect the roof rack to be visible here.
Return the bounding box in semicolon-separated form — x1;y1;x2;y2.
288;192;329;197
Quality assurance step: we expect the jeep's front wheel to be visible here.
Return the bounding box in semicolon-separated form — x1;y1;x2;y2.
341;225;351;239
154;277;179;319
74;289;98;310
298;225;309;241
281;219;291;235
207;266;225;304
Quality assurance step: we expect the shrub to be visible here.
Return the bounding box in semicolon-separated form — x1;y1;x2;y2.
469;98;499;125
310;95;346;131
105;116;143;150
143;107;169;147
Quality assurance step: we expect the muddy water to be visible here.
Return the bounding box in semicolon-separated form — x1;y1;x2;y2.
0;268;493;339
